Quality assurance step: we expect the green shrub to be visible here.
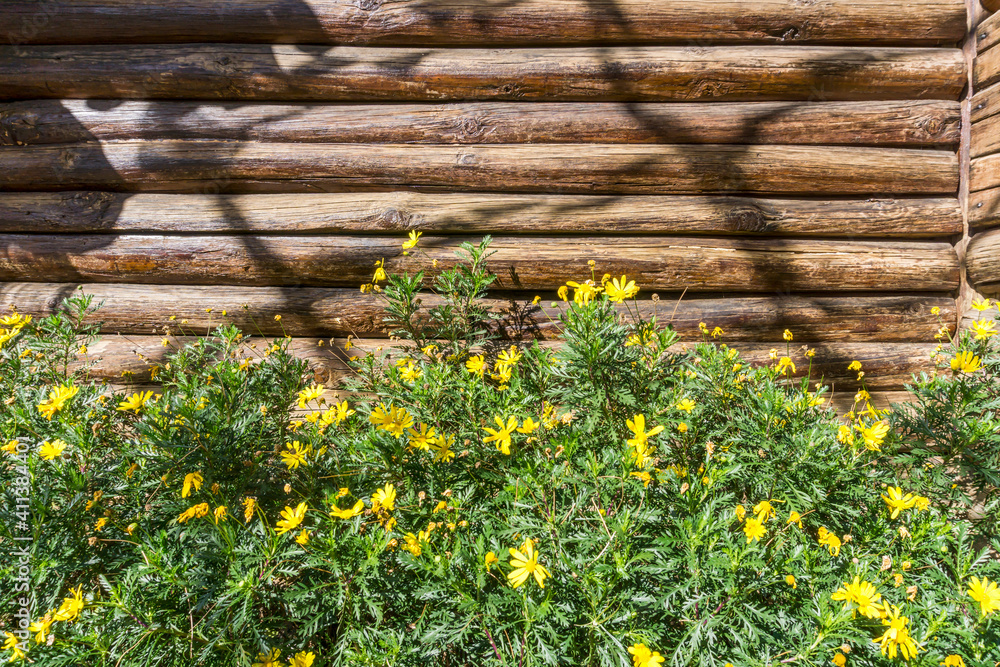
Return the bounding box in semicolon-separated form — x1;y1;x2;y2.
0;239;997;667
890;303;1000;536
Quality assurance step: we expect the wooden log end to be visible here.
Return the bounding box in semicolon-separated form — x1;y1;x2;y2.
966;228;1000;294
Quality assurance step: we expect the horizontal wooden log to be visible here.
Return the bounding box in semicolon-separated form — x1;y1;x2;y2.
966;228;1000;295
979;10;1000;53
971;112;1000;158
0;142;960;195
0;235;961;293
969;153;1000;192
971;82;1000;124
827;391;916;414
76;335;939;391
1;283;955;342
975;42;1000;90
0;100;963;147
82;336;353;385
969;186;1000;233
984;0;1000;16
0;192;964;238
0;46;966;102
729;343;937;392
0;0;967;46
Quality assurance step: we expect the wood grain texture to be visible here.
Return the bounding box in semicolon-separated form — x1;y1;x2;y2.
722;343;937;392
971;112;1000;157
971;81;1000;123
0;235;961;293
0;0;967;46
826;391;915;414
966;228;1000;294
0;192;963;238
0;100;963;147
77;335;938;391
969;153;1000;192
969;186;1000;232
0;142;960;195
978;9;1000;53
975;41;1000;89
983;0;1000;16
2;282;955;342
0;46;967;102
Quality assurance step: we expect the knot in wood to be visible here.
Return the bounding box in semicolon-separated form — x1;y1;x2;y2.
691;80;728;99
355;0;383;11
213;56;238;76
378;207;411;229
68;191;117;224
457;116;490;142
495;82;523;98
359;315;382;333
59;146;82;169
0;106;38;146
766;24;803;40
918;117;942;137
724;205;769;233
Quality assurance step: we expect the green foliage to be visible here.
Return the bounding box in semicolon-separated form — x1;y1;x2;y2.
890;305;1000;550
0;249;997;667
379;237;498;358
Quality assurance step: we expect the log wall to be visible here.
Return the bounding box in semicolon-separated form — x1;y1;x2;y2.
0;1;970;395
968;2;1000;296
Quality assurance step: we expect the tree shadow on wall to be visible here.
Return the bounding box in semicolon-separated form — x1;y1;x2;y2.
0;0;958;351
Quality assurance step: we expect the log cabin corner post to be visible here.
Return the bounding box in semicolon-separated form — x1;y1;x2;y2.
967;0;1000;316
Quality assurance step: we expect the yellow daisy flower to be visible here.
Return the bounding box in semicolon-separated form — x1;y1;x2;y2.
507;538;551;589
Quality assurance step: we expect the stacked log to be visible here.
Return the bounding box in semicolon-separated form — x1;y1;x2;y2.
0;100;961;147
0;142;961;194
3;283;954;342
0;192;963;237
0;1;966;46
0;0;968;397
0;46;967;102
0;235;961;291
74;335;937;392
967;4;1000;295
